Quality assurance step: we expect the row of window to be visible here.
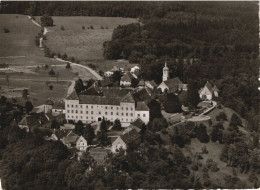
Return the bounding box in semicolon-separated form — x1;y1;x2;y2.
67;110;139;117
66;115;134;122
67;104;133;111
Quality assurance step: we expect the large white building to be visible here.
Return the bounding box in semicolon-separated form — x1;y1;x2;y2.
65;88;150;127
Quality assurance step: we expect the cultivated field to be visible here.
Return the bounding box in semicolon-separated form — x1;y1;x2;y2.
0;14;62;66
38;16;138;61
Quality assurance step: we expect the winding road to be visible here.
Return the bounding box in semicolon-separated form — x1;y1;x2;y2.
27;15;103;97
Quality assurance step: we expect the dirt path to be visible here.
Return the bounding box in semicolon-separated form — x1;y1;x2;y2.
55;58;103;80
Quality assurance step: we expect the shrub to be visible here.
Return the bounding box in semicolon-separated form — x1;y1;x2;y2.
100;25;104;29
216;112;228;121
191;164;198;171
3;28;10;33
229;113;242;130
201;146;208;154
60;25;65;30
40;15;54;27
82;26;85;30
90;25;94;29
196;124;210;143
49;69;55;76
66;63;71;69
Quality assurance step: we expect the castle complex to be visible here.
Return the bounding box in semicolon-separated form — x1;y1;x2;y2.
64;88;150;127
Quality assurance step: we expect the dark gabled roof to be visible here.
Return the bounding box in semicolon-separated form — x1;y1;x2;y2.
123;125;141;134
121;92;135;103
19;113;50;128
131;118;144;129
67;90;79;100
89;148;110;165
79;95;122;105
164;77;183;92
52;101;65;109
101;87;132;98
121;72;134;82
212;85;219;92
110;136;119;144
99;79;113;87
63;131;79;144
138;80;145;86
121;129;141;144
205;81;213;93
54;130;71;139
45;99;54;105
136;101;150;111
132;88;151;102
146;80;157;88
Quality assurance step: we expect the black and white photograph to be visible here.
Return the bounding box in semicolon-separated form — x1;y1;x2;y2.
0;1;260;189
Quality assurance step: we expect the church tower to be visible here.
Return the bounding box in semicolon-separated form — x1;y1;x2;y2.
162;62;169;82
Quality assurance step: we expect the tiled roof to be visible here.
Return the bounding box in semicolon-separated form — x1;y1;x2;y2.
164;77;183;92
212;85;219;92
89;148;110;165
121;72;134;82
45;99;54;105
205;81;214;93
133;88;151;102
62;131;79;144
79;95;122;105
121;129;141;144
54;130;71;139
136;101;150;111
121;92;135;103
123;125;141;134
67;90;79;100
19;113;50;128
52;101;65;109
138;80;145;86
131;118;144;128
101;87;131;97
99;79;113;87
146;80;157;88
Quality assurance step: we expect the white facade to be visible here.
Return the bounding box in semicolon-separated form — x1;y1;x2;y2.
157;82;169;93
76;136;88;151
120;80;131;87
111;137;127;153
162;62;169;82
199;86;213;100
65;99;149;127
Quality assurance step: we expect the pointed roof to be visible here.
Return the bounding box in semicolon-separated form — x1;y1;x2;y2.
121;72;134;82
52;101;65;109
67;90;79;100
121;92;135;103
131;118;144;128
145;80;157;88
45;98;54;105
163;62;169;70
163;77;183;92
212;85;219;92
136;101;150;111
138;79;145;87
18;113;50;128
63;131;79;144
121;129;141;144
205;81;213;92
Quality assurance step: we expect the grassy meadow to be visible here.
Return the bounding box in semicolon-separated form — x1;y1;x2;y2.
38;16;138;62
0;14;62;66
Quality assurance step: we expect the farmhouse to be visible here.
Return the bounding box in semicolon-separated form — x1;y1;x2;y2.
18;112;52;132
52;101;65;115
65;88;150;127
111;129;140;153
199;81;219;100
61;131;88;151
120;72;136;86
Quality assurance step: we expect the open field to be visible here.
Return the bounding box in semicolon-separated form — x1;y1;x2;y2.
0;14;63;66
0;79;70;106
82;59;139;72
37;16;138;61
